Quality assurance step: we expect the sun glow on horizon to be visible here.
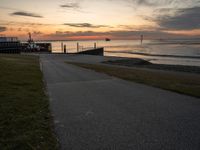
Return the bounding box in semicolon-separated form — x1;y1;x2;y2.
0;0;200;40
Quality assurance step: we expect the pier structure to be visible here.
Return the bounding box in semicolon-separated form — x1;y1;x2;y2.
60;42;104;56
0;37;21;53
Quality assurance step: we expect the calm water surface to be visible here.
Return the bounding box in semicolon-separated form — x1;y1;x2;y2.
43;40;200;66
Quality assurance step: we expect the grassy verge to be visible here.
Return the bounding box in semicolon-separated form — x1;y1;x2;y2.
0;55;58;150
67;62;200;98
104;58;200;74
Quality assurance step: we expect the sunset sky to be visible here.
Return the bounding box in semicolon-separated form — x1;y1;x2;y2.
0;0;200;40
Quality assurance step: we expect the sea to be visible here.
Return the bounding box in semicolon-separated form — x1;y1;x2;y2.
43;39;200;66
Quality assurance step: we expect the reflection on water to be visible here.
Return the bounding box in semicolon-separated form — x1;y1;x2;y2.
47;40;200;66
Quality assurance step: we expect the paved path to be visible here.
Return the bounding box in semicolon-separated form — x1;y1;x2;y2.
40;54;200;150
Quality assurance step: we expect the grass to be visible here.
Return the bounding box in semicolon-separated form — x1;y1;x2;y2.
67;62;200;98
0;55;58;150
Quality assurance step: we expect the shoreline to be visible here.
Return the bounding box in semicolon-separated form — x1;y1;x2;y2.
103;58;200;74
105;51;200;59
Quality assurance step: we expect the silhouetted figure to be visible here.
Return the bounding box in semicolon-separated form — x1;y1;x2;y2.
141;35;143;45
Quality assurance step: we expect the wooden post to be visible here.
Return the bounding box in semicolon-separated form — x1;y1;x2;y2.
141;35;143;45
64;45;66;54
77;42;79;52
94;43;97;49
61;42;64;53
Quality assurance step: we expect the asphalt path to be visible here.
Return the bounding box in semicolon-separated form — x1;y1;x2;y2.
40;54;200;150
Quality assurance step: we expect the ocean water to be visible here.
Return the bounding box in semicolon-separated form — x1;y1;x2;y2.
46;40;200;66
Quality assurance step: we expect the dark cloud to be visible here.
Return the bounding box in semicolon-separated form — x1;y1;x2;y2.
51;29;187;39
33;31;43;35
55;31;105;37
11;11;43;18
63;23;110;28
60;3;80;9
135;0;157;6
118;24;156;30
0;26;7;32
130;0;177;7
130;0;200;8
5;21;53;27
0;6;18;11
156;7;200;30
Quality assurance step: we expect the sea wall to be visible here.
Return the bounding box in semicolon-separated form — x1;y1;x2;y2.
77;47;104;56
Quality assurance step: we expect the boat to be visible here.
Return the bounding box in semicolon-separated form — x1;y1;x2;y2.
21;33;52;52
105;38;111;41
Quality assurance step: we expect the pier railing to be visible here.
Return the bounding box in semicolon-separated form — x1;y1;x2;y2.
60;42;104;56
61;42;98;53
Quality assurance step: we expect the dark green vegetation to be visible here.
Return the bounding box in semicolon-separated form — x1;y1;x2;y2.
67;62;200;98
0;55;58;150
